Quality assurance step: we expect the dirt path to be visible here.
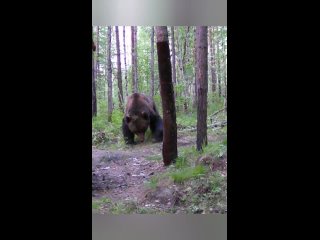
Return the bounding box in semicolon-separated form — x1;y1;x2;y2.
93;134;195;194
92;133;223;213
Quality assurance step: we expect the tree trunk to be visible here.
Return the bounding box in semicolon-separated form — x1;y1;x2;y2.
107;26;113;122
193;26;197;108
123;26;128;97
176;28;188;112
115;26;124;112
131;26;137;93
196;26;208;151
183;27;190;112
92;30;97;117
171;27;176;86
217;27;221;97
134;27;138;92
171;26;178;110
96;27;100;81
222;27;227;112
209;26;217;93
182;27;190;73
155;26;178;166
150;26;155;97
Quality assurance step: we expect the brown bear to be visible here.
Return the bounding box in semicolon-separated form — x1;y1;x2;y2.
122;93;163;144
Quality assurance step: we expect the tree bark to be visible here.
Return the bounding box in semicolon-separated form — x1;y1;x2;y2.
107;26;113;122
134;27;138;92
176;28;188;112
171;27;176;86
209;26;217;93
155;26;178;166
171;26;178;110
150;26;155;97
131;26;137;93
92;29;97;117
123;26;128;97
217;27;222;97
115;26;124;112
194;26;197;108
96;27;100;80
196;26;208;151
222;26;227;112
183;27;190;112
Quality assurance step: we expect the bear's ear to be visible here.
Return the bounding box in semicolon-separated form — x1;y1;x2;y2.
126;116;131;123
141;111;148;120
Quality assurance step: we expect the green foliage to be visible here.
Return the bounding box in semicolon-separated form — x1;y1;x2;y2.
92;197;112;210
207;92;225;115
170;165;207;183
92;102;124;145
136;27;159;95
92;197;159;214
153;94;162;113
209;172;224;193
92;202;100;209
136;207;157;214
176;112;197;128
146;176;159;189
201;141;227;158
174;156;188;169
146;154;162;161
178;170;227;214
110;201;138;214
111;109;123;128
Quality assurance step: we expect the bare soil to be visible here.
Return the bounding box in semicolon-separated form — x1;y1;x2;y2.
92;132;226;214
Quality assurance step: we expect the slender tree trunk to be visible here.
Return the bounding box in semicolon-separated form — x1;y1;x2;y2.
222;27;227;112
150;26;155;97
171;26;178;110
175;34;183;110
92;31;97;117
182;27;190;73
176;28;188;113
193;26;198;108
196;26;208;151
174;30;179;86
155;26;178;166
134;27;138;92
115;26;124;112
171;27;176;86
123;26;128;97
131;26;136;93
209;26;217;93
104;27;107;101
183;27;190;112
107;26;113;122
96;27;100;81
217;27;221;97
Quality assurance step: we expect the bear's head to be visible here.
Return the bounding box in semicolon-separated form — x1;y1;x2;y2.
125;111;149;142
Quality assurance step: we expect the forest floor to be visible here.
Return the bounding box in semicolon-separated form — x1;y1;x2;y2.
92;127;227;214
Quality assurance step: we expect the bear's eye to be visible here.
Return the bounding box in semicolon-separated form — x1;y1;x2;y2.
126;116;131;123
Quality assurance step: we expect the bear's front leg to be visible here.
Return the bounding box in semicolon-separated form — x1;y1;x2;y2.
122;118;135;144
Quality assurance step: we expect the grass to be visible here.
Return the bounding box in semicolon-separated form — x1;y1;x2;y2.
92;106;124;146
92;197;160;214
170;165;207;183
146;154;162;161
209;172;224;192
146;176;159;189
174;156;189;169
181;171;227;214
92;197;112;210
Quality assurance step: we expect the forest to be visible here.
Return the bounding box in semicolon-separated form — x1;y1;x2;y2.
92;26;227;214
